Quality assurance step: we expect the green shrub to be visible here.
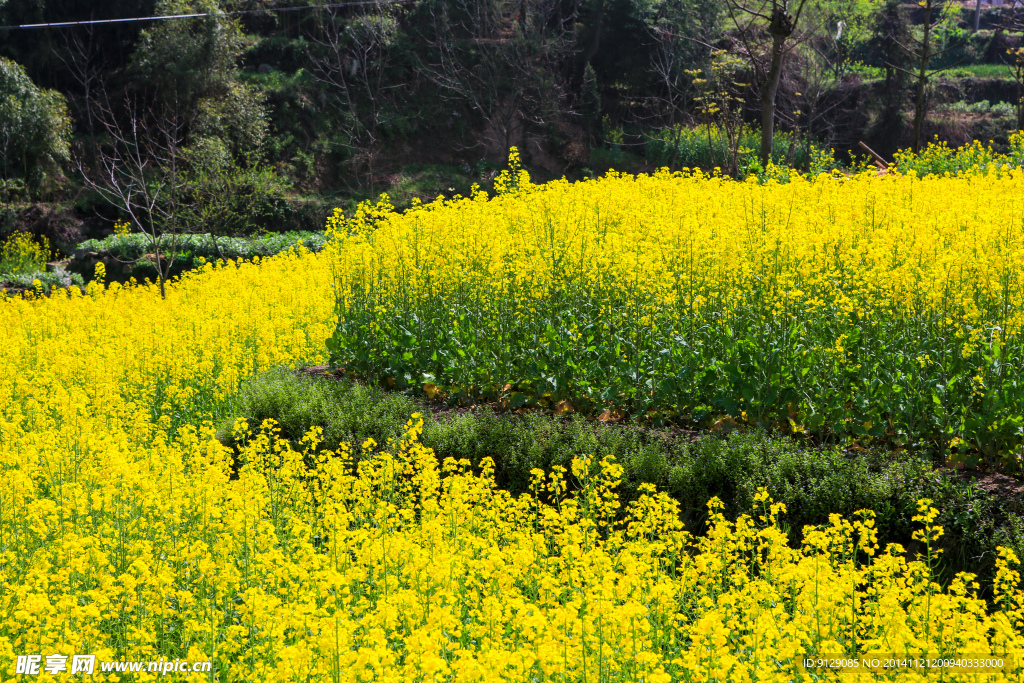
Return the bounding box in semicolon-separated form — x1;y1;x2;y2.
0;231;49;275
0;267;84;293
892;132;1024;176
75;230;327;262
222;368;1024;587
939;99;1016;117
644;124;838;177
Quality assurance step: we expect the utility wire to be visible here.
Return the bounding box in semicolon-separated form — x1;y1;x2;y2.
0;0;412;31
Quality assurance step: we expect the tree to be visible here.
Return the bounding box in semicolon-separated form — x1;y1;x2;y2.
995;1;1024;130
642;0;723;167
120;0;276;264
726;0;812;166
308;0;403;192
911;0;937;152
769;0;883;160
892;0;963;152
128;0;269;160
126;0;271;164
0;57;72;197
78;95;189;299
418;0;577;160
688;51;749;175
129;0;244;108
1004;46;1024;132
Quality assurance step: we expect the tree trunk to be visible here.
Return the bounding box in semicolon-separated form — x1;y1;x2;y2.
1018;76;1024;132
571;0;605;97
912;0;933;153
760;8;795;167
761;27;790;166
155;237;167;299
210;232;226;263
974;0;982;32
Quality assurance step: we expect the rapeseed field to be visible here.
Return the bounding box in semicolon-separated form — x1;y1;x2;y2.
328;153;1024;470
1;160;1023;681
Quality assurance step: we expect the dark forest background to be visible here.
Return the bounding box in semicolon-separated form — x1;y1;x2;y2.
3;0;1024;247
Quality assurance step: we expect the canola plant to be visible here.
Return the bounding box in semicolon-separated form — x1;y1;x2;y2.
328;157;1024;469
0;164;1022;680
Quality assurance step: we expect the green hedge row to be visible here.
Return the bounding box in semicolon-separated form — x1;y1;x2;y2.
0;267;84;293
75;230;327;262
69;231;328;283
218;367;1024;591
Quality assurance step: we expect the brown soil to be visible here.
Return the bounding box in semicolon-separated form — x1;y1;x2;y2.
953;468;1024;503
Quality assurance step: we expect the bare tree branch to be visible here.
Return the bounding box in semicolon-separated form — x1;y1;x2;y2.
76;90;191;298
308;0;403;193
417;0;577;160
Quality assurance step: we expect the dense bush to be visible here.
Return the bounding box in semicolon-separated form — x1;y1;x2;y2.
939;99;1017;117
325;161;1024;472
66;230;327;285
0;57;71;194
221;368;1024;586
0;268;85;293
892;133;1024;176
75;230;327;262
644;124;839;177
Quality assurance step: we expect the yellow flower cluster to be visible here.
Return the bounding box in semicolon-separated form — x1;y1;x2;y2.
325;162;1024;459
5;393;1024;681
892;134;1024;178
0;231;51;276
0;246;335;680
328;166;1024;332
0;170;1022;680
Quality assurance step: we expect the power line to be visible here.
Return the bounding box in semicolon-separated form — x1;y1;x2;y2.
0;0;412;31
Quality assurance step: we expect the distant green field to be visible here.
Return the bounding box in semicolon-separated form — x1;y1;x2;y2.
943;63;1016;79
851;62;1015;81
